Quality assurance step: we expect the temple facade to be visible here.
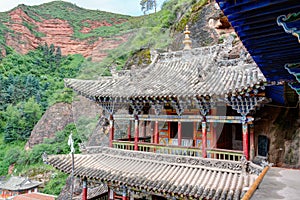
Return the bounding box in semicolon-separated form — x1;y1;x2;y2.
45;27;270;200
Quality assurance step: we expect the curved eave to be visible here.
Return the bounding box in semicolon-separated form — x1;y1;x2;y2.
64;45;266;100
45;148;263;199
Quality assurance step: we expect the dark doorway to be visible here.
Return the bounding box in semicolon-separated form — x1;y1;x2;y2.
217;123;232;149
258;135;269;157
170;121;178;138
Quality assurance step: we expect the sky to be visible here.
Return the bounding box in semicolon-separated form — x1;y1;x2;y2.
0;0;165;16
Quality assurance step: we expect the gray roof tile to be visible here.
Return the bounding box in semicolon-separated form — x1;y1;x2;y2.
0;176;41;191
65;44;266;99
45;147;263;199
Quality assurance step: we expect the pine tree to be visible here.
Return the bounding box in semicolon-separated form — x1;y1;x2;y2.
55;46;62;67
140;0;157;15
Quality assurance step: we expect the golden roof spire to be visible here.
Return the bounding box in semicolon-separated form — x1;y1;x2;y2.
183;25;192;50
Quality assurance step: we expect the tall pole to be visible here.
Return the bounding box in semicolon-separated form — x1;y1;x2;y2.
71;152;74;199
68;133;75;200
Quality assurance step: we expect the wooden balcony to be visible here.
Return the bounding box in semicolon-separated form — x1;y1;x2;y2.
112;140;243;161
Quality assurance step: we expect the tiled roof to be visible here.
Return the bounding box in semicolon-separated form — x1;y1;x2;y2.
0;176;41;191
13;192;56;200
87;185;108;199
73;185;108;200
45;147;263;199
65;42;265;99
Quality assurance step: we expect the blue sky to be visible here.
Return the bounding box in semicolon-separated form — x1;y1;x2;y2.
0;0;165;16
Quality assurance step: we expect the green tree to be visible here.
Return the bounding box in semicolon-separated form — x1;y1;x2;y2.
55;46;62;67
3;98;42;142
3;105;23;142
140;0;157;14
23;97;42;136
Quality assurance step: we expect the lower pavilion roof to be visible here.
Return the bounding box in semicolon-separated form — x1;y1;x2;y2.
13;192;56;200
65;41;266;100
45;147;264;199
0;176;41;191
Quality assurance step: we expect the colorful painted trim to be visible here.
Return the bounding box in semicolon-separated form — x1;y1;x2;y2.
285;63;300;95
277;12;300;43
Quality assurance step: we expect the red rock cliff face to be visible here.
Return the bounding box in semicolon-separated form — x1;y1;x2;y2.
5;8;129;61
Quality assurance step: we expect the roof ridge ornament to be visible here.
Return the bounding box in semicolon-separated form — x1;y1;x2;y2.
183;25;192;50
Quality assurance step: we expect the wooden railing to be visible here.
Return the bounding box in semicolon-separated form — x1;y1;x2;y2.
113;141;244;161
112;141;202;157
207;148;243;161
138;143;202;157
113;141;135;150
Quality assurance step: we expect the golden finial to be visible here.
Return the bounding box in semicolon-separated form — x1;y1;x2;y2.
183;25;192;50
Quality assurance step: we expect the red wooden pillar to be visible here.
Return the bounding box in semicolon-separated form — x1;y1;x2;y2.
242;122;249;160
178;121;182;146
82;178;87;200
109;114;114;148
127;120;131;141
134;115;139;151
154;121;159;144
249;123;255;160
202;120;207;158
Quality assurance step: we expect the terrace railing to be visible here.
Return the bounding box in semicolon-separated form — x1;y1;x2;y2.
207;148;243;161
112;141;202;157
113;141;243;161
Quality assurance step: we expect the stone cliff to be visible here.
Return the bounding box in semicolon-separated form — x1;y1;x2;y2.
26;95;105;149
25;102;73;150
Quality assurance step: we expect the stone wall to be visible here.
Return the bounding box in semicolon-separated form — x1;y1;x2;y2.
254;105;300;168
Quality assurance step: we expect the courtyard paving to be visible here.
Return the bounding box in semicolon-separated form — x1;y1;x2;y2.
252;167;300;200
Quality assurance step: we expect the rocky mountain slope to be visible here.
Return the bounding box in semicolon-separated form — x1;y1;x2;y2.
0;1;131;61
